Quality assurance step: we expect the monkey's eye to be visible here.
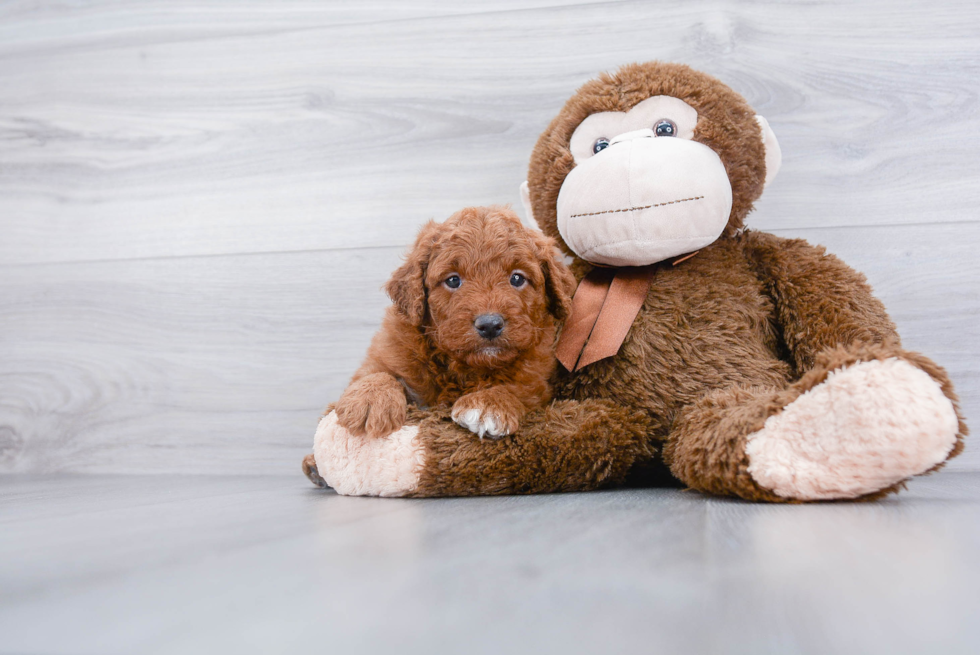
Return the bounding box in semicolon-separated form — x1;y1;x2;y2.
509;272;527;289
444;274;461;290
654;120;677;137
592;138;610;154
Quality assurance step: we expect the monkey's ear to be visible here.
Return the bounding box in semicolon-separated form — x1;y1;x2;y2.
533;232;577;322
520;180;540;229
385;221;440;326
755;116;782;189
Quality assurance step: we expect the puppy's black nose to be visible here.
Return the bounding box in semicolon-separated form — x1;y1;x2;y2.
474;313;505;340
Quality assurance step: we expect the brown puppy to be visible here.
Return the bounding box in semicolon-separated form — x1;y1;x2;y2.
334;206;576;440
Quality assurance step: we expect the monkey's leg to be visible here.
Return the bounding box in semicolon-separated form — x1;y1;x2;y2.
309;400;654;497
664;343;965;502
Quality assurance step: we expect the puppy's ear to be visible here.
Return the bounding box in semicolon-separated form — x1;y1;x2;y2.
533;232;578;322
385;221;440;326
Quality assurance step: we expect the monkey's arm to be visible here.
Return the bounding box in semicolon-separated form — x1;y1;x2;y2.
743;230;900;371
308;399;654;496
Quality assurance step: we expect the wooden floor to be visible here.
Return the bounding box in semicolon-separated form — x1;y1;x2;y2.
2;473;980;654
2;1;979;652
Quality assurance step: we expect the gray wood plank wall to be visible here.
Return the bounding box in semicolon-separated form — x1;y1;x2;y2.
1;0;978;475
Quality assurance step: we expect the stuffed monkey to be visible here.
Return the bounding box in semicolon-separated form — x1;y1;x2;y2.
307;62;967;501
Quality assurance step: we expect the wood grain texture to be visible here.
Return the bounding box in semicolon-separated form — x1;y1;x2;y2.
0;0;977;474
2;473;980;653
1;0;978;264
0;224;976;474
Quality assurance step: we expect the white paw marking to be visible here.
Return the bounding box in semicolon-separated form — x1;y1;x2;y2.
746;359;958;500
452;407;509;439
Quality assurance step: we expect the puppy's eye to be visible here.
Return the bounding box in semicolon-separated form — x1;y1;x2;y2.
654;120;676;137
509;273;527;288
592;138;610;154
444;275;461;290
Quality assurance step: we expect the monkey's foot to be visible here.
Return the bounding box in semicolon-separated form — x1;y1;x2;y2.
745;359;959;500
312;411;424;497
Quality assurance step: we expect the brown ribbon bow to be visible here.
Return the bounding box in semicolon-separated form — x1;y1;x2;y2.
555;252;698;372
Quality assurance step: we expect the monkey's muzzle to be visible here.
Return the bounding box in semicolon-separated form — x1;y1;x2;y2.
556;130;733;267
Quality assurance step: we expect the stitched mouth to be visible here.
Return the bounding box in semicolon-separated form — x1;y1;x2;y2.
570;195;704;219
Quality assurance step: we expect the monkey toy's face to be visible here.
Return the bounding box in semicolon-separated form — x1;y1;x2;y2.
560;95;734;266
524;62;782;267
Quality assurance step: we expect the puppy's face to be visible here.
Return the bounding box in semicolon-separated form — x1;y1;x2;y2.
425;232;546;368
386;207;576;369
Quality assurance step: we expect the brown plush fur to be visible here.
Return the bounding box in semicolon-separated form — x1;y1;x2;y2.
309;63;967;501
333;206;577;439
409;399;655;496
405;230;966;499
392;62;967;500
662;340;965;503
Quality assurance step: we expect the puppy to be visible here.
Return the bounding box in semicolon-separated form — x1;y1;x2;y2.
333;205;577;440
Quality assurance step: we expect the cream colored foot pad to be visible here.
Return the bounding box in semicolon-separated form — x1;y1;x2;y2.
313;411;424;497
746;359;958;500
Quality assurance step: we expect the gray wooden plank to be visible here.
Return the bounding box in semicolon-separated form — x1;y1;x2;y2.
0;246;402;475
772;222;980;362
0;0;613;47
1;222;976;475
1;0;978;265
1;473;979;654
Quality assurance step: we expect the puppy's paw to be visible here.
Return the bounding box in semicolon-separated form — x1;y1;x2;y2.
335;373;408;439
451;388;525;439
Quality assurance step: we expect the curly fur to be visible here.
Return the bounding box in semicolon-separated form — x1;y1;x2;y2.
331;206;577;440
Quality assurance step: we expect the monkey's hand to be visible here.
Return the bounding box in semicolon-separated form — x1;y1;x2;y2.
451;387;526;439
335;372;408;439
